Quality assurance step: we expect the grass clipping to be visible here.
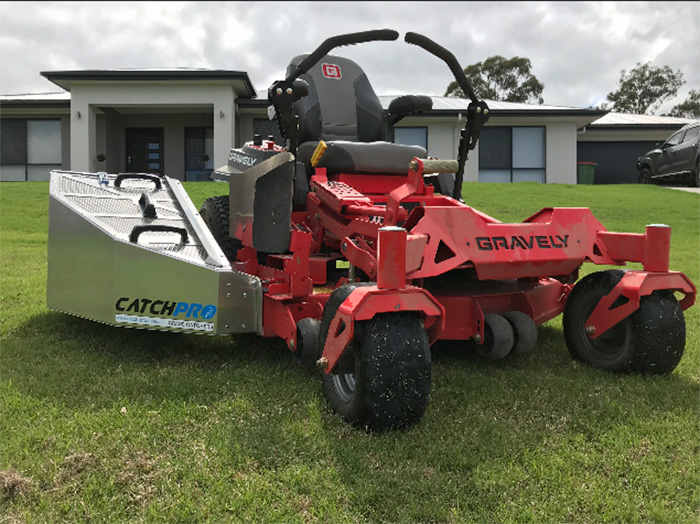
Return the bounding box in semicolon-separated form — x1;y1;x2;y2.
1;470;32;502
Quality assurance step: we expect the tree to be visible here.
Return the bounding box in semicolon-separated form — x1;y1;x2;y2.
601;62;684;114
444;55;544;104
668;89;700;119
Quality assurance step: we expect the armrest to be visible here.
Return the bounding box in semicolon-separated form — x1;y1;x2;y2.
387;95;433;126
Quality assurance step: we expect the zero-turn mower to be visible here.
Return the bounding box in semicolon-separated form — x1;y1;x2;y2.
47;30;696;431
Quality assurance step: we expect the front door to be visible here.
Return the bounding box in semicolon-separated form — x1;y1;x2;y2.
125;128;164;175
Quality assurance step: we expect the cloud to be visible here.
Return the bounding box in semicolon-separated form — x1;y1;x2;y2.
1;1;698;112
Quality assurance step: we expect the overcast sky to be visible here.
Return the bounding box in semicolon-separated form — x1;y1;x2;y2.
1;1;698;113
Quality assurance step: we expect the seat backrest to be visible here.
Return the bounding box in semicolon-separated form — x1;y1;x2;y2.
287;54;387;144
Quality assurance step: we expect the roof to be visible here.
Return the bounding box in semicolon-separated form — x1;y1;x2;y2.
40;69;257;98
588;112;699;129
385;96;607;122
242;91;606;120
378;95;596;115
0;92;70;108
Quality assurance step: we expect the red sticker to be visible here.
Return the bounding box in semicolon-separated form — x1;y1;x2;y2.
322;63;342;79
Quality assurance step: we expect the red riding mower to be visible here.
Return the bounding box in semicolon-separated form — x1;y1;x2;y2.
48;29;696;431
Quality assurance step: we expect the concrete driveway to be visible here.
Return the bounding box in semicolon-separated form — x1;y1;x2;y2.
669;186;700;193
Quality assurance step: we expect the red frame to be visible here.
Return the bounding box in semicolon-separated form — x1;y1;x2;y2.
233;158;696;372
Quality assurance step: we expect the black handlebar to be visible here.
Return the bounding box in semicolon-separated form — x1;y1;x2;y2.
115;173;162;190
287;29;399;82
405;32;477;103
405;32;490;201
129;225;188;244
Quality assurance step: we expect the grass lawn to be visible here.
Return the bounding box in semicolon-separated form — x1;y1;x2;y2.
1;180;698;523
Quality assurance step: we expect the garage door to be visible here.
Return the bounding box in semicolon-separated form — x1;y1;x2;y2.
577;142;657;184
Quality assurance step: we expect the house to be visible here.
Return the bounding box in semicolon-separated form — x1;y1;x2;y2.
0;68;692;184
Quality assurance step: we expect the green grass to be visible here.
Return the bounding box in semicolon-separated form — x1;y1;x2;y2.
1;181;698;523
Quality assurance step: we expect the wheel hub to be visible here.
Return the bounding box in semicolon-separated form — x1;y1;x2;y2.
332;373;356;403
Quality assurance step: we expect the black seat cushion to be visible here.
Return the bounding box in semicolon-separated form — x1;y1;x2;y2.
288;54;387;143
298;141;426;176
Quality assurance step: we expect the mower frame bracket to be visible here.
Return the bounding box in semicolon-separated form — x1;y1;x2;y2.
585;270;696;339
321;285;445;373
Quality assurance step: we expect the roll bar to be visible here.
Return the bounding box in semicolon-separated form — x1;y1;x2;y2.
286;29;399;82
405;32;490;201
404;32;478;104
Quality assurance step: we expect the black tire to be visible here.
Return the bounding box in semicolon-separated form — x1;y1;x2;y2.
694;161;700;188
475;313;514;360
293;318;320;372
319;284;432;431
638;168;653;184
563;270;686;374
503;311;538;355
199;195;241;261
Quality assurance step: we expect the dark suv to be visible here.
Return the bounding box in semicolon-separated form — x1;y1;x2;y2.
637;121;700;187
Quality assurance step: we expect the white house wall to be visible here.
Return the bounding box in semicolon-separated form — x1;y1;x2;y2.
545;121;577;184
69;83;237;174
481;116;579;184
235;112;581;184
395;115;580;184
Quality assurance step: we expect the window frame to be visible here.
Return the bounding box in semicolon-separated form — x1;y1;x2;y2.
393;126;429;151
478;125;546;183
0;118;62;182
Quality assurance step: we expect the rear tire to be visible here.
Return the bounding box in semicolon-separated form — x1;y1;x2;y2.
199;195;241;261
563;270;686;374
319;285;432;431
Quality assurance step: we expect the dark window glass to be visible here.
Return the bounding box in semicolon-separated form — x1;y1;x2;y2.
254;118;284;144
185;127;206;170
0;119;28;165
479;127;512;169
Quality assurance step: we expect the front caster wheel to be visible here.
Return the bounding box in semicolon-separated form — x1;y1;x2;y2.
292;318;320;372
319;285;431;431
563;270;686;374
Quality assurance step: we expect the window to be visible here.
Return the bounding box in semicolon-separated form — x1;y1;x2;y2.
479;126;545;183
0;119;62;181
184;127;213;180
394;127;428;150
664;130;685;147
254;119;284;145
682;126;699;144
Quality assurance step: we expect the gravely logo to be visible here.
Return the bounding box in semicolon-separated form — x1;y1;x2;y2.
475;235;569;251
229;152;256;167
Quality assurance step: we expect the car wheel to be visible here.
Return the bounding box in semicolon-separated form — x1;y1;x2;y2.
638;168;653;184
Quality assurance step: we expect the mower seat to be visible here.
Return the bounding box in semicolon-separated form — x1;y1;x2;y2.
288;54;429;176
297;140;426;176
